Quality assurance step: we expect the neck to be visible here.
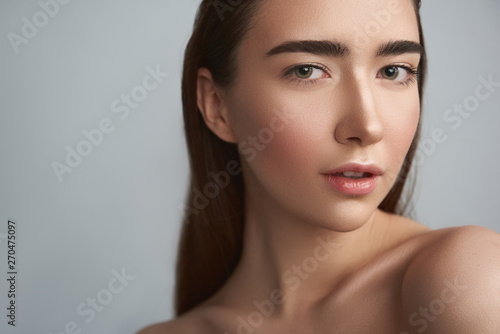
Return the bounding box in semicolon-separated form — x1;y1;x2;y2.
214;187;391;318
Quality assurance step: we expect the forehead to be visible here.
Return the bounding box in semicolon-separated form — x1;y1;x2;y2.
244;0;420;56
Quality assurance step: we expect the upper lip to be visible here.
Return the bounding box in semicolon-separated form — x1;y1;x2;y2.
323;163;384;176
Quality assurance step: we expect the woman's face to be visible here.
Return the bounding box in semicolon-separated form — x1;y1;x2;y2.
222;0;422;231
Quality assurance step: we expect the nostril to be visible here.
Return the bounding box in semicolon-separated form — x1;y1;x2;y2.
346;137;362;143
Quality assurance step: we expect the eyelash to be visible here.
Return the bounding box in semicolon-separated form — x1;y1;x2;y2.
283;63;419;87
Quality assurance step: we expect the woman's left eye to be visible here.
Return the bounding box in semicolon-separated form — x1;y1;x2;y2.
379;65;418;85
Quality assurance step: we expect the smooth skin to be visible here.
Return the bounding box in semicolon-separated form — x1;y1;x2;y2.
139;0;500;332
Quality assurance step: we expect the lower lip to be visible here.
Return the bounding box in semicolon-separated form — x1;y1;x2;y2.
322;174;379;195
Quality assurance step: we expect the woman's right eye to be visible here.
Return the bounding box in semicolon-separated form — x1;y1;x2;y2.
293;66;325;79
283;64;329;86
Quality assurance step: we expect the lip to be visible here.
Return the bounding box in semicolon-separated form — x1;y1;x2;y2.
321;163;383;195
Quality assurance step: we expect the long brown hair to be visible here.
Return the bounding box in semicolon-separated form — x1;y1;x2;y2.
175;0;427;316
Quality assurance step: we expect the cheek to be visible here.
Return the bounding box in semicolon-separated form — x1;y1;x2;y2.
382;95;420;166
226;86;328;196
232;101;321;171
241;109;324;206
397;99;420;145
226;78;324;164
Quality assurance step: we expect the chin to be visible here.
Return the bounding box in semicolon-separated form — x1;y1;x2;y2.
314;201;380;233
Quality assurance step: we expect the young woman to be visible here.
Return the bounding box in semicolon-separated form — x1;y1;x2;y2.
140;0;500;332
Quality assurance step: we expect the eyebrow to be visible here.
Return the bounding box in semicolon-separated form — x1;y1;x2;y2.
264;40;424;58
376;40;424;57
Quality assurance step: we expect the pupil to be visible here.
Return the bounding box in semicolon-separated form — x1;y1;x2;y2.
384;67;398;79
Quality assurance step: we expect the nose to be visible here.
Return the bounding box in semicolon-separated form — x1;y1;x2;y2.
334;74;384;146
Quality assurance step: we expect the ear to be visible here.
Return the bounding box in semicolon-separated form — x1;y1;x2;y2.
196;67;237;144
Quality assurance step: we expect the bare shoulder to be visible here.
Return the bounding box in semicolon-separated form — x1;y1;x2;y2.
400;225;500;333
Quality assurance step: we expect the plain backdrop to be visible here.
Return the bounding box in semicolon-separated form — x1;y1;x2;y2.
0;0;499;333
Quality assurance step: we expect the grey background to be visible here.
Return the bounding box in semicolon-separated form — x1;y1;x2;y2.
0;0;498;333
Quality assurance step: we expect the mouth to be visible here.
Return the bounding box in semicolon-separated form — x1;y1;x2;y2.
323;163;384;178
321;163;383;195
329;171;374;180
